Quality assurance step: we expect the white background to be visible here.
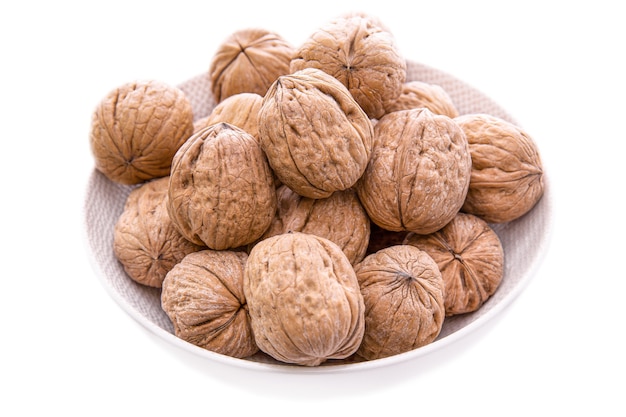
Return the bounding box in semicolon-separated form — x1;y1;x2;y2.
2;1;624;415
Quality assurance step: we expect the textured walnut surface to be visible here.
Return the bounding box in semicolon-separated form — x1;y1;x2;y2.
193;92;263;139
384;80;459;118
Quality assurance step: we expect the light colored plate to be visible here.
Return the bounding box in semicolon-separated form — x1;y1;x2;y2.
82;60;553;373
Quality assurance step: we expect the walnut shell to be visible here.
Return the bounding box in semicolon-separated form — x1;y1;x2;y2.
90;80;194;185
384;81;459;118
113;177;203;288
244;232;365;366
404;212;504;316
258;185;370;265
354;245;445;360
290;15;406;119
454;114;544;223
258;68;373;199
193;92;263;140
209;29;294;103
167;123;277;250
161;249;258;359
356;108;472;234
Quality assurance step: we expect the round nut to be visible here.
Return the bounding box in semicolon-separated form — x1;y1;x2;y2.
356;108;472;234
258;67;373;199
244;232;365;366
384;81;459;119
454;113;544;223
193;92;263;139
90;80;194;185
161;249;258;359
404;212;504;316
354;245;445;360
209;28;294;103
167;122;277;250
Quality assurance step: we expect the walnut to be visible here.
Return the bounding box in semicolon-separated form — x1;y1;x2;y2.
244;232;365;366
454;114;544;223
161;249;258;359
167;123;277;250
290;15;406;119
258;185;370;265
113;177;204;288
193;92;263;140
356;108;472;235
258;68;373;199
384;81;459;118
89;80;194;185
209;29;294;103
354;245;445;360
404;213;504;316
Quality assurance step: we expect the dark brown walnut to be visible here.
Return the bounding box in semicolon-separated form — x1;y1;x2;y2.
356;108;472;235
209;28;294;103
354;245;445;361
454;114;544;223
365;223;408;255
258;68;373;199
113;177;203;288
244;232;365;366
193;92;263;140
384;81;459;119
257;185;370;265
404;212;504;316
167;123;277;250
90;80;194;185
290;15;406;119
161;249;258;359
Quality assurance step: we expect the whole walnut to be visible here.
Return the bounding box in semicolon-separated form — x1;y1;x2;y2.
209;28;294;103
258;68;373;199
244;232;365;366
167;123;277;250
193;92;263;140
354;245;445;361
384;81;459;119
90;80;194;185
404;212;504;316
454;114;544;223
290;15;406;119
113;177;203;288
258;185;370;265
356;108;472;235
161;249;258;359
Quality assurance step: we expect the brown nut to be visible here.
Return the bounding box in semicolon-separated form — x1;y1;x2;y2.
209;28;294;103
244;232;365;366
356;108;472;234
113;177;204;288
193;92;263;140
161;249;258;359
454;114;544;223
384;81;459;119
90;80;194;185
290;15;406;119
167;122;277;250
354;245;445;360
404;212;504;316
258;185;370;265
258;68;373;199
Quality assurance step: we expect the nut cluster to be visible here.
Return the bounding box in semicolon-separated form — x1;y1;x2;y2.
90;13;544;366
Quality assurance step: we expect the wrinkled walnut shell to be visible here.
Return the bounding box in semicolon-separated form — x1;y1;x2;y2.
404;212;504;316
193;92;263;140
161;249;258;359
384;80;459;118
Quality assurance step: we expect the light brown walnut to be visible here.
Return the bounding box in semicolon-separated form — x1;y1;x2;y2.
384;81;459;118
193;92;263;140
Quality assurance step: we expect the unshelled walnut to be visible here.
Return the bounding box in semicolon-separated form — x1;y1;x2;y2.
193;92;263;140
167;123;277;250
113;177;203;288
454;113;544;223
258;185;370;265
354;245;445;360
90;80;194;185
384;81;459;118
404;212;504;316
209;28;294;103
356;108;471;235
161;249;258;359
290;14;406;119
258;68;373;199
244;232;365;366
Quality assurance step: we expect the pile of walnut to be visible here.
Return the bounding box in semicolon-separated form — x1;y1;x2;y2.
90;13;544;366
